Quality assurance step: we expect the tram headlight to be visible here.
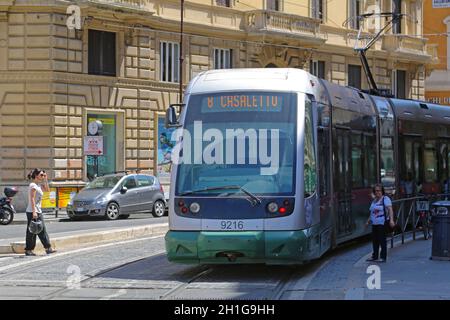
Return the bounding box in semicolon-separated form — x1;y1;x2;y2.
267;202;278;213
190;202;201;214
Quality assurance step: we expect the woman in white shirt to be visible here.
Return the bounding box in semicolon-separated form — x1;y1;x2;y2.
25;168;56;256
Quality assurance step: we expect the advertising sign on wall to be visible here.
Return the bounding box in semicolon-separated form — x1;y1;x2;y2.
157;116;176;178
58;188;79;208
41;188;57;209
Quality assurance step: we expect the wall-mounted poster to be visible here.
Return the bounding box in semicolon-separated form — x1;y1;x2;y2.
433;0;450;8
58;187;79;208
157;115;176;178
41;188;57;209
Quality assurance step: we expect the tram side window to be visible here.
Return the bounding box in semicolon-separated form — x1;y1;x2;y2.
380;136;395;187
318;128;330;196
424;140;437;183
402;138;423;185
351;133;363;188
364;135;377;186
304;97;316;197
351;133;376;188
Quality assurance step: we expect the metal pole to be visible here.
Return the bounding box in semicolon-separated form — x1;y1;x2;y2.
412;199;416;240
401;203;405;244
179;0;184;104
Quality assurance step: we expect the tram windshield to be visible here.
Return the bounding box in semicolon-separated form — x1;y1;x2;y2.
175;92;297;196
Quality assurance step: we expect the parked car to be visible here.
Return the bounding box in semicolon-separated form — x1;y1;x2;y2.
66;173;166;220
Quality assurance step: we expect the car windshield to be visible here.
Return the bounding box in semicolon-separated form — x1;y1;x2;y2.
85;176;122;189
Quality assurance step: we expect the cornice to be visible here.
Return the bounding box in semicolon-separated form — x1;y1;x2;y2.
0;71;181;92
52;72;181;92
0;71;53;82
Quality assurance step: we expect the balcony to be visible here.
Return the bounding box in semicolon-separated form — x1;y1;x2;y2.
382;35;432;62
245;10;327;45
426;44;440;64
87;0;144;8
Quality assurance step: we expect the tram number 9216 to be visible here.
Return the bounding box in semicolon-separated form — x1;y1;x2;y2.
221;220;244;230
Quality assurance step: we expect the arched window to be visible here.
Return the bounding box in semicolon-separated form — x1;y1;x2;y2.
265;63;278;68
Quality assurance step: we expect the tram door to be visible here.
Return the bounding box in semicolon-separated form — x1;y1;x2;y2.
438;140;450;193
334;129;353;238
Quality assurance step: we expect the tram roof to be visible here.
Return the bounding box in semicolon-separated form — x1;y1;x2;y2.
389;98;450;124
186;68;329;104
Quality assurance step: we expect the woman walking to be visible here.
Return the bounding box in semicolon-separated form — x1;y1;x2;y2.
25;169;56;256
366;184;395;262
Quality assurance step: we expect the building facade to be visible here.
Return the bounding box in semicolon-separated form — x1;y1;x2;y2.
0;0;437;210
424;0;450;104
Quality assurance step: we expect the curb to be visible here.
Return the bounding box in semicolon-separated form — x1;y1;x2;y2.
0;223;168;254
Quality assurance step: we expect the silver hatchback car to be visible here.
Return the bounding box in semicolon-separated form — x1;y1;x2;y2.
66;173;166;220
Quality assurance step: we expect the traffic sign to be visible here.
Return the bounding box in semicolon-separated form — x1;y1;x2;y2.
83;136;104;155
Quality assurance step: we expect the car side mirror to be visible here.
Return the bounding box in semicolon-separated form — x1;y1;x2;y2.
120;186;128;194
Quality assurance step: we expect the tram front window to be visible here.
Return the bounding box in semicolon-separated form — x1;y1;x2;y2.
175;92;297;196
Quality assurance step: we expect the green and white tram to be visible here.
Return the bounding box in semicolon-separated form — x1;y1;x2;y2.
164;68;450;265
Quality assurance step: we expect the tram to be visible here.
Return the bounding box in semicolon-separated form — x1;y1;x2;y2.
164;68;450;265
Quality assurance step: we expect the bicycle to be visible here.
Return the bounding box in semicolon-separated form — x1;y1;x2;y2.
415;196;432;240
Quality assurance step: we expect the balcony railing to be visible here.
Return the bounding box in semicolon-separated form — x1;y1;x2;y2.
245;10;326;41
87;0;144;9
382;34;428;56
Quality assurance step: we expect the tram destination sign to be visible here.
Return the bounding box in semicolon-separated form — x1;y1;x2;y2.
200;93;284;113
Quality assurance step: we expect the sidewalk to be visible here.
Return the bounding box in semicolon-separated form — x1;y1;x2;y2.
349;236;450;300
11;210;69;225
1;210;169;254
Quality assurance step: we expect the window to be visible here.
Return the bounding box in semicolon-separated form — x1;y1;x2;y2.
351;133;363;188
267;0;280;11
88;30;116;76
137;175;155;187
310;60;325;79
214;49;233;69
216;0;231;7
351;133;376;188
364;134;377;186
311;0;324;22
349;0;362;29
122;177;137;189
410;1;417;35
348;64;362;89
304;96;316;197
393;70;407;99
160;41;180;83
424;140;438;183
86;114;117;181
393;0;402;34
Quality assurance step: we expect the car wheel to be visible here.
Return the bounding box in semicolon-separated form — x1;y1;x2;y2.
105;202;120;220
68;215;81;221
152;200;165;218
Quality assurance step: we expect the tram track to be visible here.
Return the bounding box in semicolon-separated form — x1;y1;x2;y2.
38;252;165;300
159;266;213;300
